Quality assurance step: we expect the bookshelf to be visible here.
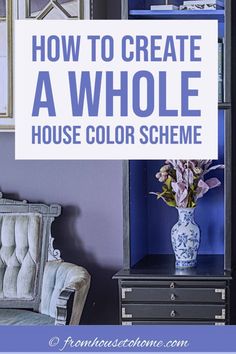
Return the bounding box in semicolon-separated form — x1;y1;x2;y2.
114;0;233;325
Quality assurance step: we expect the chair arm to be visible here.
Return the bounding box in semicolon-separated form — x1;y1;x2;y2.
40;261;91;325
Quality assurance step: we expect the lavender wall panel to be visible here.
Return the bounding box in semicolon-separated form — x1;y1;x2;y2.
0;133;123;324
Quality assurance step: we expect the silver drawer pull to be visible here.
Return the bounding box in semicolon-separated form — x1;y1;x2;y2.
122;288;132;299
171;294;176;301
215;289;226;300
122;307;132;319
170;282;175;289
215;309;226;320
170;310;176;318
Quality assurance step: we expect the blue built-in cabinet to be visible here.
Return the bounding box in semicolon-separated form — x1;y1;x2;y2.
122;0;230;271
129;112;225;267
125;0;228;269
114;0;233;326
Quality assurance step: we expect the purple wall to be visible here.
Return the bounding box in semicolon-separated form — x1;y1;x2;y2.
0;132;123;324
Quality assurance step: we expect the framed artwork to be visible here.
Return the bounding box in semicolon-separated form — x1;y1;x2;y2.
0;0;92;131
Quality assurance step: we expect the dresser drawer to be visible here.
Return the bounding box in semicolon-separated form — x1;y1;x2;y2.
122;304;226;320
121;280;227;288
121;287;226;303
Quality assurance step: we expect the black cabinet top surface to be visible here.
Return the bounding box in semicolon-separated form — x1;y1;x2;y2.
114;255;232;280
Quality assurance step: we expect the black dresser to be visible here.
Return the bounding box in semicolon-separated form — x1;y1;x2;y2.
114;255;231;325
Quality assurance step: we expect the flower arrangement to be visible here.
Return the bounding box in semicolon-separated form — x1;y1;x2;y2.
150;160;224;208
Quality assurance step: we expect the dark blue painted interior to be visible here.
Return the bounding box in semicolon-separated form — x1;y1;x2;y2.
128;0;225;267
219;21;224;39
130;161;148;266
130;111;225;266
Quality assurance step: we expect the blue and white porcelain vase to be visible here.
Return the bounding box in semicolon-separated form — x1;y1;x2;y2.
171;208;200;269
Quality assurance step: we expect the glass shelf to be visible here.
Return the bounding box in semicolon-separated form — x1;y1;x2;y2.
129;10;224;21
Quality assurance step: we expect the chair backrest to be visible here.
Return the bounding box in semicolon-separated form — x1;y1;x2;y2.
0;193;61;311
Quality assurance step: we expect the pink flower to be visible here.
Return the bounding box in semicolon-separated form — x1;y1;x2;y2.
151;160;224;208
160;165;170;173
175;161;194;186
205;178;221;189
195;179;209;200
195;178;221;201
172;182;188;208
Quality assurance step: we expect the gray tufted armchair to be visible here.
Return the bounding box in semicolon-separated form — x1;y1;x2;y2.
0;193;90;325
